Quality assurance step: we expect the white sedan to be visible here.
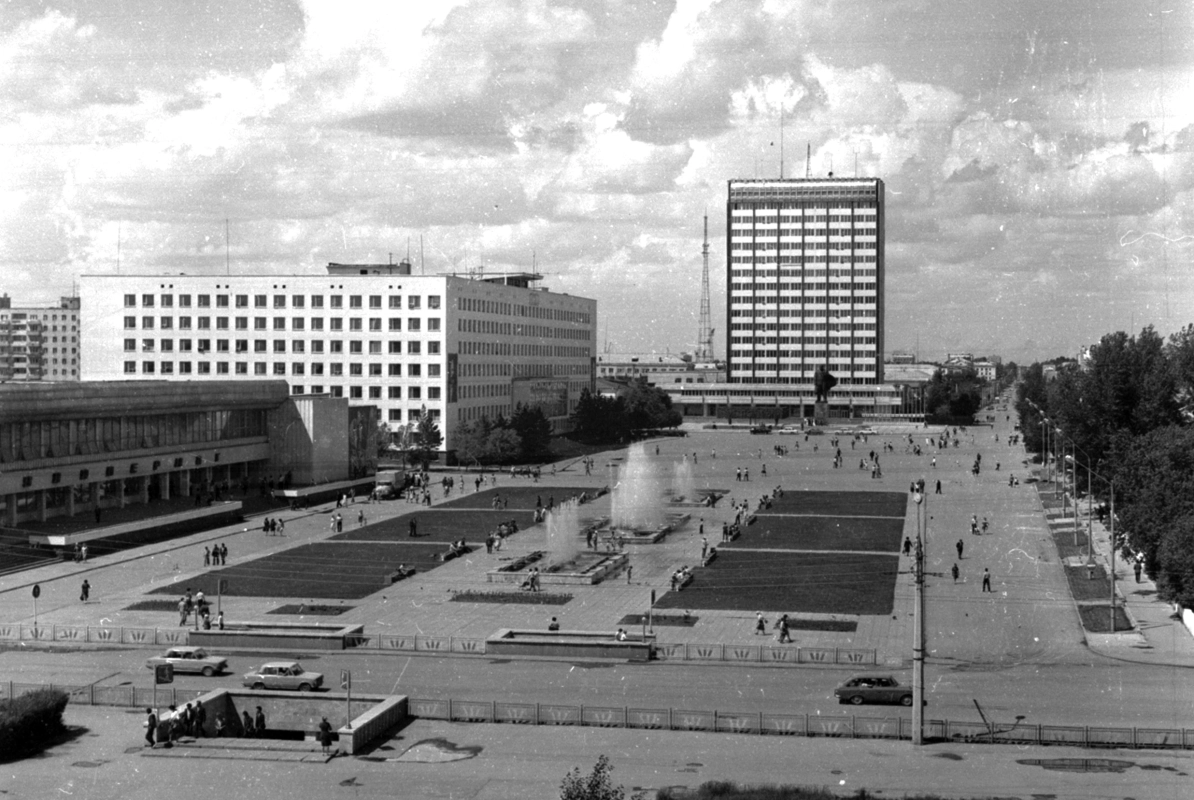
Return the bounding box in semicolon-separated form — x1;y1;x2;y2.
145;646;228;677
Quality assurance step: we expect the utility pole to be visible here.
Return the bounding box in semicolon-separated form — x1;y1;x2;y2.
912;483;926;745
696;216;713;362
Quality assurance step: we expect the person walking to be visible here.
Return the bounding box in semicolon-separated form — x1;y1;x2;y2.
626;564;633;584
1134;560;1143;583
701;537;709;560
956;539;964;560
409;518;418;538
216;610;225;630
981;568;992;592
241;709;254;737
219;543;228;564
178;597;189;626
951;563;959;583
935;479;942;495
903;537;912;556
777;614;791;644
255;706;266;737
80;579;90;603
319;717;334;755
204;546;211;567
754;612;766;636
145;708;157;748
358;509;366;527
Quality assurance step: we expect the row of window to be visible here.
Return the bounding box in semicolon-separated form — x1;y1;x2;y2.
124;338;442;356
123;361;441;379
730;309;878;317
731;282;878;291
457;318;589;339
729;255;879;264
122;316;442;332
125;293;442;311
729;205;879;215
729;323;878;331
459;296;592;324
729;268;878;277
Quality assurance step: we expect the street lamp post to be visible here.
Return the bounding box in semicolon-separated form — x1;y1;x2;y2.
911;485;926;745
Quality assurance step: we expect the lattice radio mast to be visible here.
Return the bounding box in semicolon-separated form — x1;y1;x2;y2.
696;215;714;362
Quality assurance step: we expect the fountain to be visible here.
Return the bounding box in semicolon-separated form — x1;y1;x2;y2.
487;500;627;586
595;442;691;545
670;458;695;503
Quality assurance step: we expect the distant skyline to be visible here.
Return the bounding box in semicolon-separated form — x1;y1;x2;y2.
1;1;1191;364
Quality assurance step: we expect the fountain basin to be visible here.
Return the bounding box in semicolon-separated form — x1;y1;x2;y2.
667;488;729;508
486;628;653;662
595;512;692;546
487;550;628;585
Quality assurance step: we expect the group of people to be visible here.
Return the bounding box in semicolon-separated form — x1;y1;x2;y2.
203;543;229;567
521;567;543;592
669;566;693;591
753;612;793;643
261;517;285;535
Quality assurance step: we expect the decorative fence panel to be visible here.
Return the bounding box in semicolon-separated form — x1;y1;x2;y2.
379;634;417;651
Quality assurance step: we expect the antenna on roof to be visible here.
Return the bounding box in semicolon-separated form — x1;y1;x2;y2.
420;235;425;274
805;143;810;179
116;221;121;274
779;106;784;179
225;218;230;275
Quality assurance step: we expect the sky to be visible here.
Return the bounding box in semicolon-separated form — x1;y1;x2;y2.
1;0;1192;364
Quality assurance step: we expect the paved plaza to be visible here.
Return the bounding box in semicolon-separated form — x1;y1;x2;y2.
2;411;1192;669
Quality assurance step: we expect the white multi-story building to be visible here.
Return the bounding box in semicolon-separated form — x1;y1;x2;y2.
0;295;81;382
79;265;596;454
727;177;884;388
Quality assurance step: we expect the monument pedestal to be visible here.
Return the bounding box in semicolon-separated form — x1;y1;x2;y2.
813;401;829;427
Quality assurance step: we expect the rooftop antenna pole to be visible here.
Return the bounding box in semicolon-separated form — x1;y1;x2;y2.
225;218;230;275
420;235;425;274
116;221;121;273
855;151;859;177
806;143;811;179
779;106;784;179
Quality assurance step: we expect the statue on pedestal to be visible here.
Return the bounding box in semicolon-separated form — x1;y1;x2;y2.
814;364;838;404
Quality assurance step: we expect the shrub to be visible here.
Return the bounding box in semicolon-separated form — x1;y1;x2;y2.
0;689;69;756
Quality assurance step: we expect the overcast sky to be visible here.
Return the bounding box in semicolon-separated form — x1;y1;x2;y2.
1;1;1191;363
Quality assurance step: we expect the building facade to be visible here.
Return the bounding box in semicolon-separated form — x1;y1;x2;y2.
79;267;596;454
0;295;81;382
727;177;883;389
0;380;375;526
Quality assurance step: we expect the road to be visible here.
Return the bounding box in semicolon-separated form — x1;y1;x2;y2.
3;644;1190;731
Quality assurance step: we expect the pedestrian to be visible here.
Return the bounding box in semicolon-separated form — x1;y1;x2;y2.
178;597;189;626
754;611;766;635
217;610;225;630
902;537;912;556
981;517;989;534
956;539;964;560
95;505;102;524
981;568;992;592
183;703;195;736
548;616;560;631
204;546;211;567
1134;561;1143;583
145;708;157;747
336;513;343;533
330;516;338;533
241;709;254;737
319;717;334;755
277;518;285;535
214;713;227;737
701;537;709;560
626;564;633;584
935;479;942;495
255;706;266;736
80;579;90;602
699;518;704;536
358;509;365;527
81;543;88;561
409;518;417;537
777;614;791;643
951;563;959;583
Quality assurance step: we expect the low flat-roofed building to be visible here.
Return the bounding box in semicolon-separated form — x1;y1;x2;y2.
0;380;374;526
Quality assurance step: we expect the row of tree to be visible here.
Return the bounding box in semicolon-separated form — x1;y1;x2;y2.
1016;325;1194;608
570;379;683;444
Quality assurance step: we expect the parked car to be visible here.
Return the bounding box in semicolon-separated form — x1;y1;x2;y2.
243;661;324;691
145;646;228;677
834;675;913;706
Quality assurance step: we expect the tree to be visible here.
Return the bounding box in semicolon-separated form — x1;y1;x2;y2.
1108;424;1194;606
376;421;393;458
406;409;443;470
623;377;683;430
560;755;639;800
484;427;524;464
571;389;630;444
510;404;552;460
452;419;489;467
